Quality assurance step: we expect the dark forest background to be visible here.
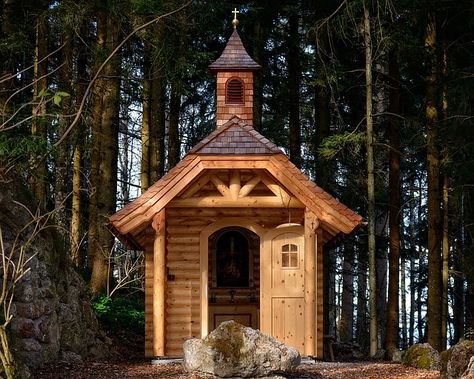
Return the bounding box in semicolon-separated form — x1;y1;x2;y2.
1;0;474;359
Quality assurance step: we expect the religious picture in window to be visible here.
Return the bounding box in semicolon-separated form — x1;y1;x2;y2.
216;231;250;287
281;243;299;269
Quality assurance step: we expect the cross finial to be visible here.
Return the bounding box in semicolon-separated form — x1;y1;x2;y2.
232;8;240;29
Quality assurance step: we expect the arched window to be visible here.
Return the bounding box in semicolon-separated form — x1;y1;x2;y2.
281;243;299;268
216;231;249;287
226;78;244;104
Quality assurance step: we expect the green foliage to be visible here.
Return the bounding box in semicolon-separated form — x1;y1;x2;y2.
318;131;365;160
91;295;145;336
466;328;474;341
0;133;50;168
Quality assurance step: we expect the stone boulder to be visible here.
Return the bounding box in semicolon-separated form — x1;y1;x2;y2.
462;356;474;379
402;343;441;371
183;320;301;377
444;340;474;379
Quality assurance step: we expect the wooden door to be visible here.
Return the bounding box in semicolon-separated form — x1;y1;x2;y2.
261;226;305;352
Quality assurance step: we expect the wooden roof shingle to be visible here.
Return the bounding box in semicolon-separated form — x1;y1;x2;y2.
208;29;261;72
189;116;281;155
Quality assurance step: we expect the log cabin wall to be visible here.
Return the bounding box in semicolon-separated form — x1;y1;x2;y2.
146;207;304;358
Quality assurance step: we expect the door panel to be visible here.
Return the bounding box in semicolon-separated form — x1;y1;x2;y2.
271;297;305;352
261;226;305;353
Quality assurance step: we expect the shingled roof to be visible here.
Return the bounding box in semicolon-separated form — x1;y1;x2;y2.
209;29;261;72
108;116;363;249
189;116;281;155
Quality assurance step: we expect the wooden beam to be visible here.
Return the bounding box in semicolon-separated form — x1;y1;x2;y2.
152;210;166;357
260;175;296;205
121;160;205;234
304;209;319;356
209;175;231;197
180;172;212;199
239;173;261;198
168;196;304;208
316;228;324;359
229;170;241;200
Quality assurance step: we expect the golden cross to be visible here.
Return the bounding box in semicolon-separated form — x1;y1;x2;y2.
232;8;240;28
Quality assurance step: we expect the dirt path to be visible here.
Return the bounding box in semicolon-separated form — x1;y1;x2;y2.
33;360;442;379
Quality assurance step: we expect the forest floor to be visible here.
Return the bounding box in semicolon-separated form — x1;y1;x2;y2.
33;360;442;379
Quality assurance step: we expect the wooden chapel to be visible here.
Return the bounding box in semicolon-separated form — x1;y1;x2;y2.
108;16;362;360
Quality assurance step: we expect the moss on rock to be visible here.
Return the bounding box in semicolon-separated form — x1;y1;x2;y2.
403;343;441;371
204;321;245;364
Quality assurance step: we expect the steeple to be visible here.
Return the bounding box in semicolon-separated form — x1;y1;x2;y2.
209;11;261;128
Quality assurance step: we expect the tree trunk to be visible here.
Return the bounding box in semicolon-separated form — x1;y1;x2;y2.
385;48;401;353
252;3;269;132
417;178;425;342
30;12;48;206
141;28;166;190
409;253;416;345
453;238;464;343
339;246;354;342
363;2;378;357
441;34;450;350
168;84;180;169
140;42;152;192
357;246;369;350
288;9;301;168
400;256;407;349
55;31;73;229
71;121;83;267
314;78;331;187
87;13;106;272
409;195;416;346
150;56;166;182
426;11;443;352
89;11;121;294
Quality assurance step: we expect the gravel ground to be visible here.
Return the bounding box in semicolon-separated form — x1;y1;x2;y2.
33;360;442;379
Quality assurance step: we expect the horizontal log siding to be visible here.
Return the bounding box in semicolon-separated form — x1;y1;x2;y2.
165;213;205;357
144;207;304;357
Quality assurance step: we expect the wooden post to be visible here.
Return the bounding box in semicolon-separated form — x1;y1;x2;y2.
152;210;166;357
316;228;324;359
304;209;319;356
229;170;241;200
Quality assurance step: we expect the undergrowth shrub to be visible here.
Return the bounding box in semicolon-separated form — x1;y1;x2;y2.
92;295;145;336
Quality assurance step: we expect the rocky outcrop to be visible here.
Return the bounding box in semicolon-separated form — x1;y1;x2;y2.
183;320;301;377
443;340;474;379
462;356;474;379
402;343;441;371
0;182;110;370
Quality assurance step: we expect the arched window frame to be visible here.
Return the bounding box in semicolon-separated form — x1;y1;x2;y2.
225;77;245;104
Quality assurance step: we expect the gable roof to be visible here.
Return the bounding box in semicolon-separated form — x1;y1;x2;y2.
209;29;261;72
108;117;362;250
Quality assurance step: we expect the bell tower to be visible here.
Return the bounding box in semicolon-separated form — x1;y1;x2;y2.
209;9;261;128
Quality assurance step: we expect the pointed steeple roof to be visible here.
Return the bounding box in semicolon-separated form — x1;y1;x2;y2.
209;29;261;73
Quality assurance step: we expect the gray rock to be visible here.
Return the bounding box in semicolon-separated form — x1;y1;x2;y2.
446;340;474;379
461;356;474;379
373;349;386;359
60;350;83;363
0;181;110;369
391;349;404;363
183;320;301;377
402;343;441;371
